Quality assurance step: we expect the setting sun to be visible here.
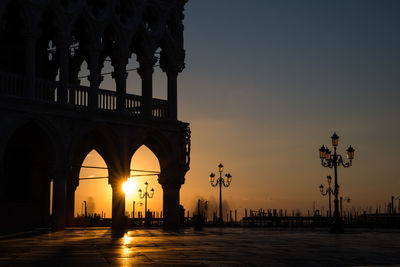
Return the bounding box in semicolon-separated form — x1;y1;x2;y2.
123;178;137;196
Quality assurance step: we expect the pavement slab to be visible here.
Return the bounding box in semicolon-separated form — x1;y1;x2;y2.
0;228;400;266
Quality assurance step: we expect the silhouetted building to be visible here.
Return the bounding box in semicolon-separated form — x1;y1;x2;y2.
0;0;190;232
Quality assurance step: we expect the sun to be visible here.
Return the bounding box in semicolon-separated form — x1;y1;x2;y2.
122;178;137;196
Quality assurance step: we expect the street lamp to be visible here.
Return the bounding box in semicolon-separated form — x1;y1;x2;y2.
209;163;232;224
319;175;333;217
138;181;154;220
318;132;355;233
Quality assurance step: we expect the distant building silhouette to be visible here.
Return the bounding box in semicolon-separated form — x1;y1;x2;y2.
0;0;190;232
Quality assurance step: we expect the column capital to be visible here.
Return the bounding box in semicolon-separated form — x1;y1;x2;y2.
136;50;157;78
158;166;187;188
137;63;154;78
111;57;129;80
160;62;184;76
108;167;130;188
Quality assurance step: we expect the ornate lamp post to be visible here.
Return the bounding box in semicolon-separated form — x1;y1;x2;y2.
318;132;355;233
138;182;154;219
209;163;232;224
319;175;333;217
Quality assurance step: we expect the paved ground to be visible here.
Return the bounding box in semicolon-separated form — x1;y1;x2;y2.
1;227;400;266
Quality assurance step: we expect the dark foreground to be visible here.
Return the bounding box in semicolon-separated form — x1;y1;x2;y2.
1;227;400;266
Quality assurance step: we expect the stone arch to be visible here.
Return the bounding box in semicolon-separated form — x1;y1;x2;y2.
69;123;120;185
75;149;112;219
127;130;174;175
126;144;162;219
66;123;122;227
2;119;58;231
1;116;63;171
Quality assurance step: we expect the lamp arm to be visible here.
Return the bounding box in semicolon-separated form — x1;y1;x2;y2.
321;159;333;168
138;192;145;199
210;178;219;187
338;155;352;168
223;179;231;187
320;189;328;196
148;192;154;198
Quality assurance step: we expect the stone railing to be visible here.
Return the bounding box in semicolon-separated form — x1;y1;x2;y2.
0;72;24;97
126;93;141;115
69;83;89;107
152;98;169;118
0;72;173;120
36;78;57;102
98;88;116;111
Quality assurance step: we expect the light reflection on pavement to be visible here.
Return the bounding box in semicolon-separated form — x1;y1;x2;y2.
0;227;400;266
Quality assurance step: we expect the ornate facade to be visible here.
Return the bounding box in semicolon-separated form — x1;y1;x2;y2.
0;0;190;231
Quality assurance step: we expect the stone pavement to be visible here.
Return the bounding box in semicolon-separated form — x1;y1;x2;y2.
1;227;400;266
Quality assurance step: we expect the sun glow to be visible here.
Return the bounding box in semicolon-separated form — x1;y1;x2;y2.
122;178;137;196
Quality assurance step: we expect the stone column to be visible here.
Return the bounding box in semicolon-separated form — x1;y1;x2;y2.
112;56;128;111
66;180;76;226
88;50;100;109
138;64;153;118
162;183;182;230
111;183;126;230
167;70;178;120
159;168;186;230
52;171;67;230
110;174;126;230
58;40;69;104
24;34;37;99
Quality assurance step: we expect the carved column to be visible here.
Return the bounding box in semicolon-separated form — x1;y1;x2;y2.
58;40;69;104
167;70;178;120
66;177;78;226
159;168;186;230
112;56;128;111
109;167;128;230
52;170;68;230
24;33;37;99
162;183;181;229
88;50;100;109
138;63;153;118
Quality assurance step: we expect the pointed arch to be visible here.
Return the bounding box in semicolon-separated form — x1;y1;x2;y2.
127;129;174;174
69;122;120;186
75;149;112;218
125;145;163;219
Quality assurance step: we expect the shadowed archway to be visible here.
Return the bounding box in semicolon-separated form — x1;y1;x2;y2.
2;121;57;231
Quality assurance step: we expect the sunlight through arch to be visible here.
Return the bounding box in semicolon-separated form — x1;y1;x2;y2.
126;145;163;218
75;149;112;218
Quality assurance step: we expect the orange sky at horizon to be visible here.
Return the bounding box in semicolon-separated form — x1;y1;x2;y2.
75;147;163;219
73;2;400;220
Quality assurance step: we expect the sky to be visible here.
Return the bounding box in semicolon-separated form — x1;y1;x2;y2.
76;0;400;219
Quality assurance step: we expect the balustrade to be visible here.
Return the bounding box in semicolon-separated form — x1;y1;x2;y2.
98;89;117;111
0;72;24;97
68;84;89;107
36;78;57;102
126;93;141;115
152;98;169;119
0;72;173;120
